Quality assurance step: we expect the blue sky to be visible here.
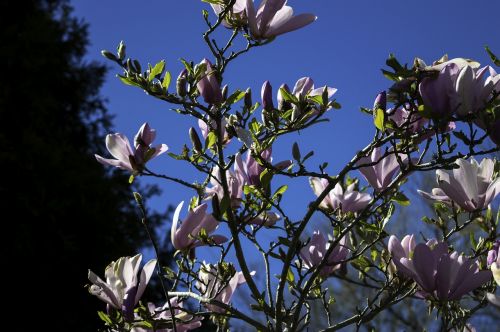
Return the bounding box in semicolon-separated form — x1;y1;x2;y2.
73;0;500;270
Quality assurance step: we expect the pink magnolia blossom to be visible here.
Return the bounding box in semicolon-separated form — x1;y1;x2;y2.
205;164;245;208
235;148;292;187
388;235;491;300
210;0;248;28
171;201;227;251
357;147;407;192
131;298;203;332
246;0;316;39
95;123;168;172
309;178;371;213
88;254;156;321
197;263;255;313
198;116;230;144
487;240;500;267
487;252;500;308
419;63;460;118
387;107;427;134
454;65;500;116
418;158;499;211
299;230;350;277
246;211;281;227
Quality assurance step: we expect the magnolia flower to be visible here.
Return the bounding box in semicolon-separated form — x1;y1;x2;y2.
418;158;499;211
357;147;407;192
387;107;427;133
131;298;203;332
234;148;292;187
290;76;337;100
198;116;230;144
95;123;168;172
205;165;245;208
197;263;254;313
454;65;500;116
88;254;156;321
309;178;371;213
450;324;477;332
419;63;460;118
246;0;316;39
171;201;227;251
487;240;500;267
487;252;500;308
246;211;281;227
417;55;480;72
210;0;248;28
388;235;491;300
277;77;337;121
299;230;350;277
196;59;222;104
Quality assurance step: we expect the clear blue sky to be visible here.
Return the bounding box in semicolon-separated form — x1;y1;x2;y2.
72;0;500;260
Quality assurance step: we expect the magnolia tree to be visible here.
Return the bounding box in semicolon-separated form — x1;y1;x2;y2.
88;1;500;331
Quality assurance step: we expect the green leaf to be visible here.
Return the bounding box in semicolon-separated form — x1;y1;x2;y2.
381;69;398;81
272;185;288;199
97;311;113;325
381;203;394;229
133;321;154;329
180;58;193;74
167;152;185;160
148;60;165;82
225;90;246;105
162;71;172;90
392;194;410;206
373;108;385;130
117;74;143;88
392;192;410;206
279;87;297;103
205;131;217;150
286;267;295;284
201;0;223;4
259;168;273;191
219;195;230;217
485;45;500;66
386;53;403;72
308;94;323;105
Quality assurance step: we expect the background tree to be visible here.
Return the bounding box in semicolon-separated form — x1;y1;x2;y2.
1;1;166;330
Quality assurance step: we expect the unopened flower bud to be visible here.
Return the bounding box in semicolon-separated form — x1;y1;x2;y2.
177;69;188;97
292;142;301;161
221;85;229;101
244;88;252;109
278;84;291;110
101;50;117;61
117;41;126;60
189;127;203;153
261;81;274;111
373;91;387;111
133;59;142;74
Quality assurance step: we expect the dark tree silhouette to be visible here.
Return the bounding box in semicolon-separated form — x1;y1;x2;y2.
1;0;163;330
